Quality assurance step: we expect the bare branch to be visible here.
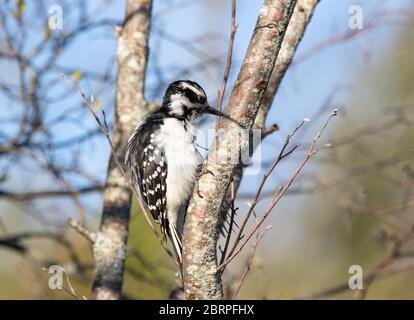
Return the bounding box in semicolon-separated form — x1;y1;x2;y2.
254;0;320;132
231;226;271;299
67;218;97;244
223;119;307;269
303;257;414;300
182;0;298;300
91;0;153;300
220;0;320;269
0;185;103;201
216;0;237;127
356;224;414;299
221;110;337;270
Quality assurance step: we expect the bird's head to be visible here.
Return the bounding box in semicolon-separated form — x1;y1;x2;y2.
162;80;229;123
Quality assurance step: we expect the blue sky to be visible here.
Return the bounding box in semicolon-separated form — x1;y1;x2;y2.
1;0;413;227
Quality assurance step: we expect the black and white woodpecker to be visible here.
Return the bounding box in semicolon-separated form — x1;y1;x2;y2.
125;80;231;262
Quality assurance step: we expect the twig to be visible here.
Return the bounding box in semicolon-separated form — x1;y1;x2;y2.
292;10;411;67
220;179;237;266
42;267;87;300
216;0;239;260
0;185;103;201
261;123;279;138
56;176;87;226
224;119;308;269
216;0;237;128
220;110;337;270
67;218;96;244
356;224;414;299
303;256;414;299
232;226;271;299
61;74;178;265
182;0;298;299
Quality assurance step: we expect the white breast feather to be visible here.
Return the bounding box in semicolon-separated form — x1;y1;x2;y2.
157;118;198;226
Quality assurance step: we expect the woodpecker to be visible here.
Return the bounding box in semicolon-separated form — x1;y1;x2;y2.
125;80;230;262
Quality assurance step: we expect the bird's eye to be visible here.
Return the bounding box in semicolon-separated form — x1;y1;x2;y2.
198;95;206;104
184;89;197;103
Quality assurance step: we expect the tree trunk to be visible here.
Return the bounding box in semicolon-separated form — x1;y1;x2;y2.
231;0;321;207
182;0;297;300
255;0;320;129
92;0;152;300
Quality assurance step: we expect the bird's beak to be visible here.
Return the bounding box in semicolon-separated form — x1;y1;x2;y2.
203;105;226;117
202;105;240;125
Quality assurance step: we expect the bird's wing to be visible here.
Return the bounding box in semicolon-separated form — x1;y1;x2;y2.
140;144;168;241
140;145;183;260
125;122;168;242
125;121;184;260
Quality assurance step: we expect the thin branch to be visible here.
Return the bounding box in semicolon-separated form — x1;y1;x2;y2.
41;267;87;300
0;185;103;201
219;180;237;266
224;119;307;268
67;218;96;244
183;0;298;300
220;110;337;270
62;75;177;264
216;0;237;128
356;224;414;299
231;226;271;300
304;256;414;299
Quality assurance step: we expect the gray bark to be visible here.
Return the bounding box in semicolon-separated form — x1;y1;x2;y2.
182;0;298;300
255;0;320;130
92;0;152;300
232;0;321;200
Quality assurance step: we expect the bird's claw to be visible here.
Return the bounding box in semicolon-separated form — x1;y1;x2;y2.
195;166;214;198
197;186;204;198
196;165;214;179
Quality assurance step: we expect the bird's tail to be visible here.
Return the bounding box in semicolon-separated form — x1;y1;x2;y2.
168;222;183;264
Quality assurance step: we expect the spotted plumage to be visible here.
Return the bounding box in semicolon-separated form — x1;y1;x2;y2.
125;119;169;238
125;80;232;263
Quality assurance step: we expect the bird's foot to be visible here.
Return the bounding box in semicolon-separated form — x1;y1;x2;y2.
195;165;214;198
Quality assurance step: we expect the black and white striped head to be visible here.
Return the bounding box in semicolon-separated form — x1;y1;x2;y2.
162;80;226;122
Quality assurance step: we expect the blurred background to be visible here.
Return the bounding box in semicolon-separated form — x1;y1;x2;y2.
0;0;413;299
